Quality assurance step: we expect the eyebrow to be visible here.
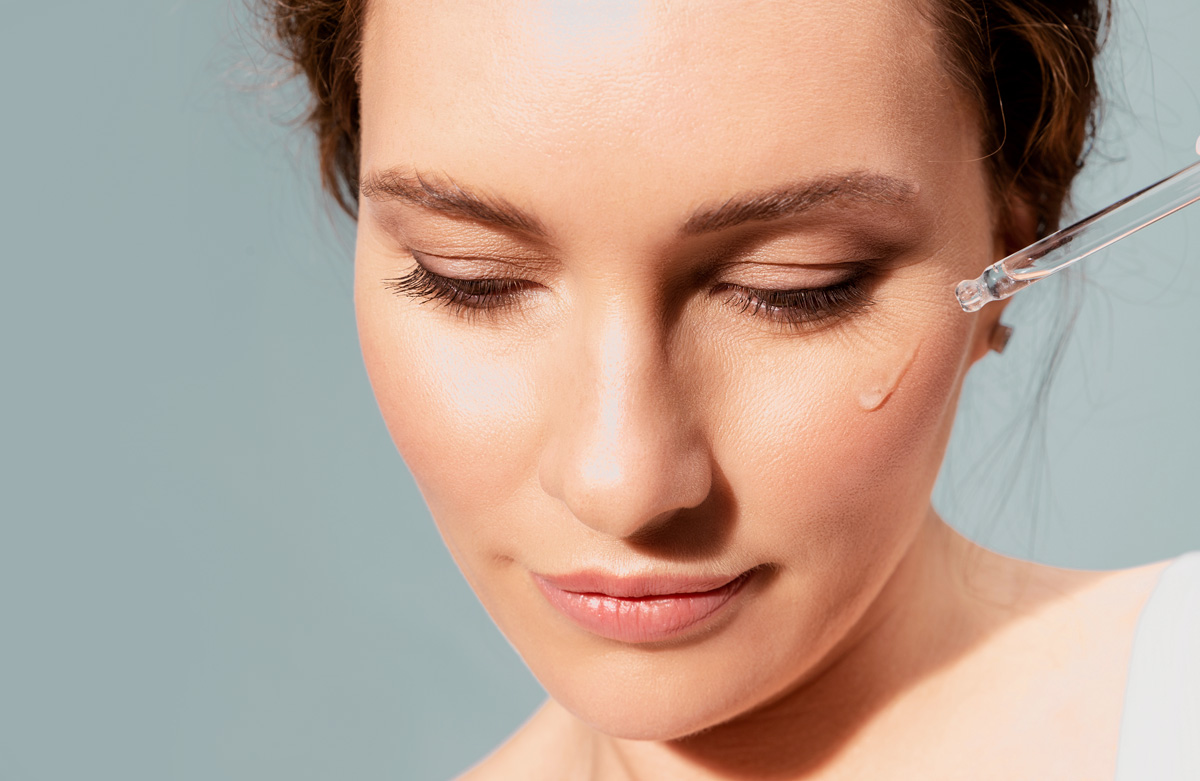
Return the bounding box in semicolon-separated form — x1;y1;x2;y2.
361;169;549;237
681;172;919;235
359;168;919;239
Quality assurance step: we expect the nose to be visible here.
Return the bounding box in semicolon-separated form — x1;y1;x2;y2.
538;302;713;540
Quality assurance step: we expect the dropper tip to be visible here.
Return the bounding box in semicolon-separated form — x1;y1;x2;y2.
955;278;990;313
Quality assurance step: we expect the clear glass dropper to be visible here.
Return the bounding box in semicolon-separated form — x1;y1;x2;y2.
956;155;1200;312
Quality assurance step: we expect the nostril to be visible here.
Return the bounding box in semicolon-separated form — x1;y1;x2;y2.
623;479;733;559
624;508;684;544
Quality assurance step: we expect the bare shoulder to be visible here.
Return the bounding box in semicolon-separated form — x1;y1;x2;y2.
962;548;1173;627
1037;555;1175;629
936;553;1179;778
455;699;585;781
981;553;1176;659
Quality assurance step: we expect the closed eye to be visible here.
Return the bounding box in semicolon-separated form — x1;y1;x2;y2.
714;277;875;328
384;252;877;329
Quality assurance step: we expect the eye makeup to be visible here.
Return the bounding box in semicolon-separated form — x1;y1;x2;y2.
383;262;529;315
712;276;875;327
384;250;878;330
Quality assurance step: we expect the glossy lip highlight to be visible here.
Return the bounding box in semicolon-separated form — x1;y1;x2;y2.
532;569;756;644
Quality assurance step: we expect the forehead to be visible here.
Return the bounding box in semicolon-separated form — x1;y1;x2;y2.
359;0;977;239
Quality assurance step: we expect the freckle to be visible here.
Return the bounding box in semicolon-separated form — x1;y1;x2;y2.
857;341;920;412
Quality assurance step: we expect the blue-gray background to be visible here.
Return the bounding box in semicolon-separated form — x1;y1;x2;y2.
3;2;1198;779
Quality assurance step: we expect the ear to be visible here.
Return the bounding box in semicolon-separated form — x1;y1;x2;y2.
967;192;1034;366
999;191;1039;257
967;299;1014;366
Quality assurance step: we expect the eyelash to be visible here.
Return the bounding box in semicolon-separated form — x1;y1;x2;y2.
384;259;876;329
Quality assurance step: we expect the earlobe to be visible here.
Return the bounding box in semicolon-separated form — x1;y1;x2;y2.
989;322;1014;354
968;313;1014;365
967;281;1015;365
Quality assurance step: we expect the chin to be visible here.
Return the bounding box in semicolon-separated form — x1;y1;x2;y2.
529;643;779;742
564;693;738;742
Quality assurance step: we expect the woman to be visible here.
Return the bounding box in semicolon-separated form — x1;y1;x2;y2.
263;0;1198;777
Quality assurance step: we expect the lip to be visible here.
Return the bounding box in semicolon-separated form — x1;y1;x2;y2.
532;568;755;644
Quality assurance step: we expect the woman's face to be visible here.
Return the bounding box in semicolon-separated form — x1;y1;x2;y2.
355;0;1008;739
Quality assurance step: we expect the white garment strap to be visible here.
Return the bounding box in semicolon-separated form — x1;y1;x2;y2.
1115;551;1200;780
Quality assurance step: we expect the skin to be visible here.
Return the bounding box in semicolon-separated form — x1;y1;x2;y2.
351;1;1170;778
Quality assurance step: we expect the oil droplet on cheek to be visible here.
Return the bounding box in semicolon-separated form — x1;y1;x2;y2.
856;341;921;412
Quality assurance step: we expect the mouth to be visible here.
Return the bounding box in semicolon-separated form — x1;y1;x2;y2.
531;568;757;644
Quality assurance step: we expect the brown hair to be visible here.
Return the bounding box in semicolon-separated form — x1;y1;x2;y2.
932;0;1111;241
260;0;1109;239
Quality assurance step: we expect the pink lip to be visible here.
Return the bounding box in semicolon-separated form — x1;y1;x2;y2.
532;569;754;644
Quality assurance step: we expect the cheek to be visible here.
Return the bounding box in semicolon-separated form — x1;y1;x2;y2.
708;310;971;557
355;293;544;530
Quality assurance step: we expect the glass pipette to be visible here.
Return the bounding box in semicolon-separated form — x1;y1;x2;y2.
956;155;1200;312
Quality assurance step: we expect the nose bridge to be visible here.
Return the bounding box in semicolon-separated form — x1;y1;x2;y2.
539;298;711;539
